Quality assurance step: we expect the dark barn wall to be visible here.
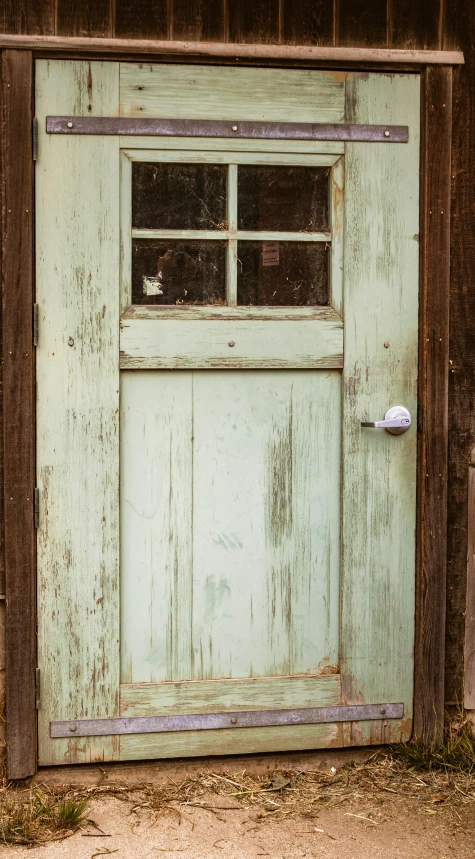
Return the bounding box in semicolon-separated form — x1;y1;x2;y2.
0;0;473;707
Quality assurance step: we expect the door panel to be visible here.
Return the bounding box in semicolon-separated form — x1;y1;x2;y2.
120;370;341;684
36;61;419;765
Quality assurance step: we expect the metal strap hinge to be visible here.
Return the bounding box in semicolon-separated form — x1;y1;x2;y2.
35;668;41;709
34;488;40;529
33;304;39;347
45;117;409;144
50;702;404;738
32;117;38;161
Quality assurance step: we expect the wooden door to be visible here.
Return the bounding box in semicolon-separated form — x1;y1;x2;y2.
36;61;419;765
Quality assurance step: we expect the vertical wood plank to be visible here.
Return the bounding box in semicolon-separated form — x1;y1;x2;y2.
281;0;334;46
389;0;442;50
120;371;193;684
337;0;387;47
414;66;451;742
228;0;280;44
115;0;168;39
36;60;121;765
172;0;224;41
191;371;340;681
341;74;420;739
0;0;55;34
443;0;475;707
464;460;475;708
2;50;36;780
56;0;112;37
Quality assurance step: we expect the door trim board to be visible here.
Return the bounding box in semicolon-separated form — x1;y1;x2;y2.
1;50;37;781
0;35;464;66
413;66;452;744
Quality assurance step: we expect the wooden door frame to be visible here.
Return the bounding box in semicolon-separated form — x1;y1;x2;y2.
0;45;452;779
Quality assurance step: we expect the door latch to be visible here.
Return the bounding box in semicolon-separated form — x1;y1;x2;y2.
361;406;411;435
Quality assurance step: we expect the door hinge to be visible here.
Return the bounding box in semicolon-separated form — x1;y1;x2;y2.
34;488;40;529
32;117;38;161
35;668;41;709
33;304;39;347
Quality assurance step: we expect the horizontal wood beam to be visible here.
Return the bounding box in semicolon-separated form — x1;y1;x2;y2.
119;316;343;370
0;34;464;66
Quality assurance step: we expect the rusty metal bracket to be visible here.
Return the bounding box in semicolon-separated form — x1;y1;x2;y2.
51;702;404;738
46;117;409;143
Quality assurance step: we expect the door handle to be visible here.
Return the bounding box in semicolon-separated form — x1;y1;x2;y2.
361;406;411;435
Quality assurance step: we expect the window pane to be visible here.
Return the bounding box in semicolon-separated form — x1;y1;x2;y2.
237;166;330;232
237;241;329;306
132;240;226;305
132;163;227;230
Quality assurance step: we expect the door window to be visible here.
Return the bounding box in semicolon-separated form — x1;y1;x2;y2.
127;156;334;308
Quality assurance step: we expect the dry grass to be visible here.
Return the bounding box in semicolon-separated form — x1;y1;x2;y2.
2;718;475;846
0;790;87;845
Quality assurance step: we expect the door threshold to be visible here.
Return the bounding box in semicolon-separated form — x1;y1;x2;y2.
31;747;379;787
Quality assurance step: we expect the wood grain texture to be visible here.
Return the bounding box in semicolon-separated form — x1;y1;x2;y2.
337;0;388;47
341;73;420;740
119;318;343;369
2;50;36;780
0;0;55;34
120;675;341;716
228;0;280;44
389;0;442;50
120;370;341;687
464;465;475;708
443;0;475;706
115;0;168;40
281;0;334;46
120;716;407;759
191;371;340;680
172;0;224;41
119;64;345;123
121;722;340;759
120;371;193;685
414;67;451;741
56;0;113;37
121;142;344;157
36;60;121;766
0;34;463;64
123;306;341;320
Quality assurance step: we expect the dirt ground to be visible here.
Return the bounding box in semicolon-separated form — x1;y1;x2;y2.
1;756;475;859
